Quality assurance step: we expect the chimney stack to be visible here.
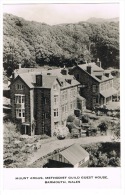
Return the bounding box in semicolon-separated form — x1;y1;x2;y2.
36;74;42;86
87;66;92;74
18;63;22;69
61;68;68;75
97;58;101;67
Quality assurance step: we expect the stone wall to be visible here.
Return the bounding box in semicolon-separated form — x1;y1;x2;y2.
34;88;51;136
73;67;99;110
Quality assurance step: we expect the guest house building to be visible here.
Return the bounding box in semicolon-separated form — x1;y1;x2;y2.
72;59;118;110
10;67;85;136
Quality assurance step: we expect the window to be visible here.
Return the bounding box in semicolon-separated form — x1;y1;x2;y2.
22;96;25;103
17;84;24;90
44;98;47;104
64;90;67;99
22;109;25;117
54;95;58;105
19;96;21;103
53;84;58;90
15;96;18;104
45;113;48;119
65;104;67;112
62;106;64;113
16;109;25;118
54;109;58;117
54;122;58;129
93;96;98;105
59;154;62;161
92;85;97;92
15;95;25;104
76;74;79;80
70;102;73;110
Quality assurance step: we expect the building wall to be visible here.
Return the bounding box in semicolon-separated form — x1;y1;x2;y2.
10;78;31;126
100;79;113;92
51;80;61;136
30;89;35;136
61;86;77;124
34;88;51;136
73;67;99;109
50;153;70;164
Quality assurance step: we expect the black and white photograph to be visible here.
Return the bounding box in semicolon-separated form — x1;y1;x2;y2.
1;0;125;192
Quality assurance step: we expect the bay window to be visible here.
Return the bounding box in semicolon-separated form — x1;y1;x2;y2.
15;95;25;104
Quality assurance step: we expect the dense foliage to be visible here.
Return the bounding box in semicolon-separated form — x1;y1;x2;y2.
83;142;120;167
3;121;49;168
3;13;119;75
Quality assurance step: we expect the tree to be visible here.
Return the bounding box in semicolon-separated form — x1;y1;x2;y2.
98;121;108;135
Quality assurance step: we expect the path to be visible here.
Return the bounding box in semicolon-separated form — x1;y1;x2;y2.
27;134;112;166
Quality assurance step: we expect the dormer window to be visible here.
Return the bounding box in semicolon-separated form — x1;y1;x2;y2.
61;82;63;86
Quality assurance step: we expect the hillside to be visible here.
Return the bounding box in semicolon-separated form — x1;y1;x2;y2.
3;13;119;75
86;17;119;23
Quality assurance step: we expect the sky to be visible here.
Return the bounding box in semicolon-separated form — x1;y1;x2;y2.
3;3;119;25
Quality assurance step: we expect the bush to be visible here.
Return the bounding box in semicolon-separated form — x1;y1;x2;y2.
81;115;89;123
98;121;108;133
82;142;120;167
67;115;75;122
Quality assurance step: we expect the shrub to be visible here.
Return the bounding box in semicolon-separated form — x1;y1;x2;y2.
81;115;89;123
67;115;75;122
98;121;108;133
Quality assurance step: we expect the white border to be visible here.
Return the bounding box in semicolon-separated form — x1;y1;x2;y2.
0;0;125;194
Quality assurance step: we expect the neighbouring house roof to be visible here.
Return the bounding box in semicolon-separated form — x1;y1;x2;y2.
60;144;89;166
78;62;104;72
100;88;118;98
76;63;113;83
104;70;112;73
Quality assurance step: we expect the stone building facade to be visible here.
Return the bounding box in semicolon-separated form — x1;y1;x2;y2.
10;68;85;136
72;61;118;110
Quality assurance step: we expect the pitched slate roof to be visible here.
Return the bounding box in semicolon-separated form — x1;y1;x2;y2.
78;62;104;72
60;144;89;166
77;63;113;83
100;88;118;98
19;73;57;89
14;68;80;89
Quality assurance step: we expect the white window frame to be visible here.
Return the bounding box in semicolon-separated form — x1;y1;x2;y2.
15;94;25;104
54;108;58;117
16;108;25;118
54;95;58;105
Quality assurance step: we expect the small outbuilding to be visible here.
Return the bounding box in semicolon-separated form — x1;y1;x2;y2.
48;144;89;168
